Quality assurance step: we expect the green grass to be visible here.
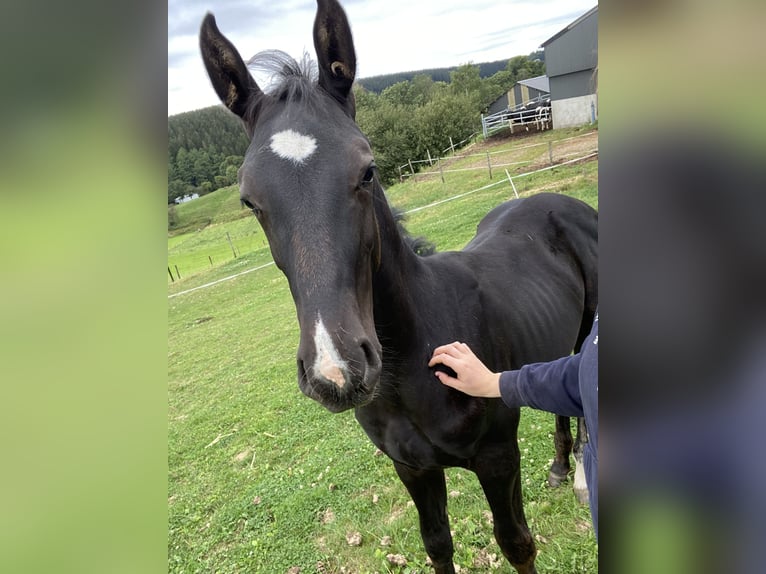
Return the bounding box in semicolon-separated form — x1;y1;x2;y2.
169;184;252;235
168;126;598;572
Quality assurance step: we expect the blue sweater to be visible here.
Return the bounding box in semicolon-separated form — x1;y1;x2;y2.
499;314;598;537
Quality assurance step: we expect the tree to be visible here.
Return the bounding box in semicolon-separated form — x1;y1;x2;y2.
409;74;437;106
381;81;413;106
356;99;418;184
506;55;545;84
353;85;379;111
483;69;515;106
175;147;194;185
192;150;214;188
167;105;251;202
449;64;482;101
414;93;477;159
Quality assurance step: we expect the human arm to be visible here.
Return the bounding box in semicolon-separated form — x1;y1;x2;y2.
428;342;585;416
499;354;584;417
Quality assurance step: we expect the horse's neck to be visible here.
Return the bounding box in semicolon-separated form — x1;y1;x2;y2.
371;194;424;338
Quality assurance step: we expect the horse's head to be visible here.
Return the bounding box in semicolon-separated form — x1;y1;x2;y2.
200;0;383;413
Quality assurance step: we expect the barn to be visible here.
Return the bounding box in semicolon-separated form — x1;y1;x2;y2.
541;5;598;129
481;75;552;138
486;75;550;116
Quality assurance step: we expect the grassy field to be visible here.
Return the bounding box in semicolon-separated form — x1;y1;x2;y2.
168;126;598;573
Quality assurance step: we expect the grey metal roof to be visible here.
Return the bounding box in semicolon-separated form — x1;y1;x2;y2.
518;75;549;93
541;5;598;47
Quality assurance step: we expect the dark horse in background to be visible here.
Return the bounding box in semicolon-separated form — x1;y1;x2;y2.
200;1;597;572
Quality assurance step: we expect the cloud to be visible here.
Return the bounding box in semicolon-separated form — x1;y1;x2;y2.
168;0;596;115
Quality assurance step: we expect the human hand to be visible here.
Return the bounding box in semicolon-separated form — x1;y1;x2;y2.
428;342;501;398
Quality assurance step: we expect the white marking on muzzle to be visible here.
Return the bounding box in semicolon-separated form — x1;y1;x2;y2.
269;129;317;164
313;316;347;388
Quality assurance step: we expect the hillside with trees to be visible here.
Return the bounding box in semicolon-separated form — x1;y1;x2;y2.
356;51;543;93
167;53;544;203
168;106;249;204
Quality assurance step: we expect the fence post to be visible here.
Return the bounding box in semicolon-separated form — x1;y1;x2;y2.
226;231;237;259
174;265;181;279
399;165;403;183
486;152;493;179
168;266;174;282
548;141;553;164
408;159;415;178
209;255;213;267
438;157;445;184
426;149;433;166
449;136;455;154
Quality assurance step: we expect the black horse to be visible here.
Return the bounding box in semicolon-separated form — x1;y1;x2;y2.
200;1;597;572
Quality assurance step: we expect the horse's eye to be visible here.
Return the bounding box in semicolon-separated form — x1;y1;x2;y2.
241;198;262;216
361;164;376;185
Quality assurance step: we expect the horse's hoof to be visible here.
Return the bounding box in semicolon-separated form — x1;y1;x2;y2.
547;470;568;488
574;486;589;505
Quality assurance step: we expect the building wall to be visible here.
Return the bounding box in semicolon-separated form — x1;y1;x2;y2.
549;69;597;101
544;10;598;79
551;93;598;129
487;94;510;115
544;7;598;129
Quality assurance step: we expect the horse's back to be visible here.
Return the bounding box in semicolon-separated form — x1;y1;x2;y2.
465;192;597;280
470;192;597;248
462;192;598;364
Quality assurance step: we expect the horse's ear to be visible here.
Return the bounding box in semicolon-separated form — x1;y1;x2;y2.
199;13;261;121
313;0;357;115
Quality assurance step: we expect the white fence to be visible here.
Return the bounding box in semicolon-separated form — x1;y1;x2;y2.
398;131;597;183
481;95;552;138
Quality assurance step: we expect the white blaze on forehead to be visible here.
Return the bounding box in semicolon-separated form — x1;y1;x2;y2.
313;316;347;388
269;129;317;164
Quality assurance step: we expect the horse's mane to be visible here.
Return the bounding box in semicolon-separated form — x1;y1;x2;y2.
391;207;436;257
246;50;319;107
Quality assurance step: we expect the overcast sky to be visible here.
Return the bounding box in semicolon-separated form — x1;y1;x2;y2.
168;0;596;116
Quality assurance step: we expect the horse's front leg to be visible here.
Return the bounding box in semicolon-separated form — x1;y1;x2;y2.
572;416;590;505
392;461;455;574
475;451;537;574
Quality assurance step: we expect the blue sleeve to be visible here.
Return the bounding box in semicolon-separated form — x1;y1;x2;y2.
499;353;584;417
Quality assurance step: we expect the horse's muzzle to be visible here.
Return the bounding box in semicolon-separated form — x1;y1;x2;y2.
297;337;382;413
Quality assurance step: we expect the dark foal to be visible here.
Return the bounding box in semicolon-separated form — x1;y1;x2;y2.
200;1;597;571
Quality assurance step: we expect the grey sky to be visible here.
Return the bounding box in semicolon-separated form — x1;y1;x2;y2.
168;0;595;116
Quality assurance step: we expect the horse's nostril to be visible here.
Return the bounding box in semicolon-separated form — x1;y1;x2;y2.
360;340;379;368
297;358;308;383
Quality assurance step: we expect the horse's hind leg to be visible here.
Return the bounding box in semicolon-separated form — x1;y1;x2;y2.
475;457;537;574
392;461;455;574
572;417;590;505
549;414;573;487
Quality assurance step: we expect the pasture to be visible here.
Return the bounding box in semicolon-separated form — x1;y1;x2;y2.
168;126;598;573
